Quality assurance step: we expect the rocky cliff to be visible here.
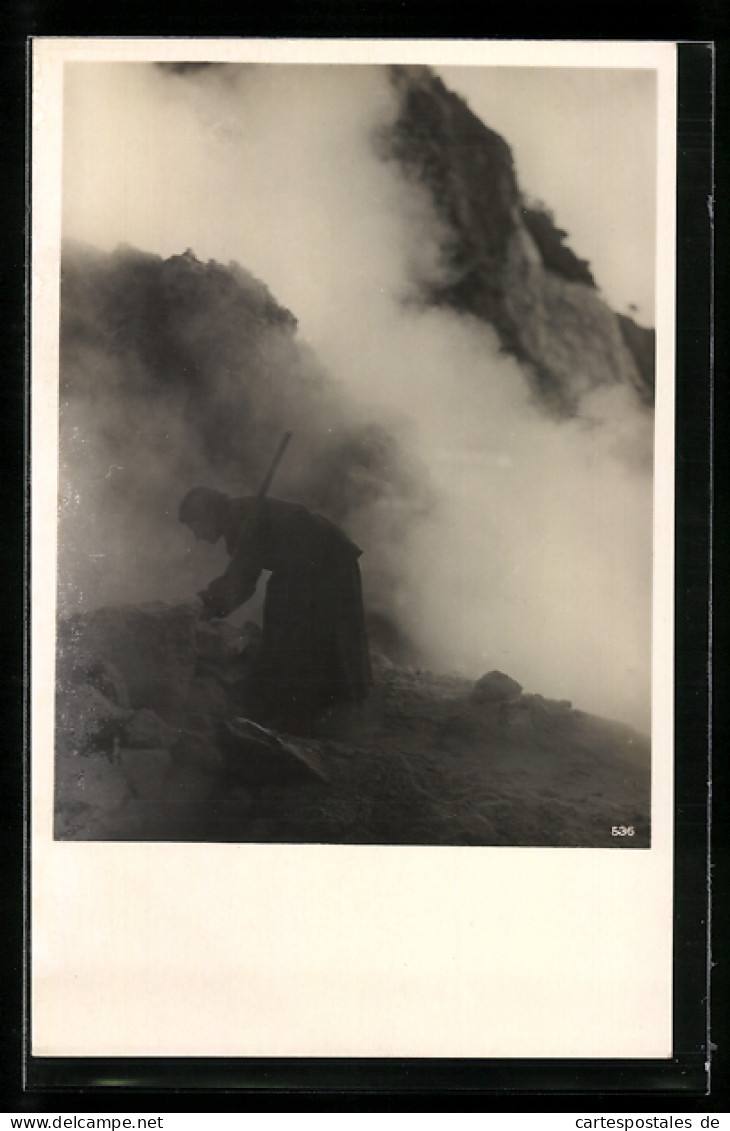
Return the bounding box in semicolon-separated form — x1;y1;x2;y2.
380;65;654;412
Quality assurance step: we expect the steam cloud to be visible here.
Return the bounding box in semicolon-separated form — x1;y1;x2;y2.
59;62;654;729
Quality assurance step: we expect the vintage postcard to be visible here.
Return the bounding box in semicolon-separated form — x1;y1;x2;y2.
31;38;677;1060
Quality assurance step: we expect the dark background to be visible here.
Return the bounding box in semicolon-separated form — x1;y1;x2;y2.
1;2;725;1111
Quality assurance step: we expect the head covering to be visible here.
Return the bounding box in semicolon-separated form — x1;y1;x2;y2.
178;486;229;525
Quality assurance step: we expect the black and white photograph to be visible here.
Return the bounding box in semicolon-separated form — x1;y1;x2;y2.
31;39;678;1060
50;53;660;848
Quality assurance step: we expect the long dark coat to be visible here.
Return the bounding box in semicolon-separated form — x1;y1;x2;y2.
199;496;372;731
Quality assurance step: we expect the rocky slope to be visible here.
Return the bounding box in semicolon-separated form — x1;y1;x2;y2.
60;241;422;522
381;65;655;413
55;603;650;847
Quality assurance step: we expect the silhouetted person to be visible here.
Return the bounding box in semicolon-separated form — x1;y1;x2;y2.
179;487;372;735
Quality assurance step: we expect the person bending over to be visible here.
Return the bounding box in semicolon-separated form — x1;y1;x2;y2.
179;486;372;735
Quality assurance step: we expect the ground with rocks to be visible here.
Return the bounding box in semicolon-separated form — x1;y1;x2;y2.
54;601;650;847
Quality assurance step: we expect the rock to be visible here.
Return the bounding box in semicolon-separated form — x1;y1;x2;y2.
164;764;221;802
501;702;533;732
245;817;278;841
162;710;219;735
471;670;523;704
59;601;200;713
541;696;573;715
122;708;178;749
57;684;130;755
54;750;132;838
117;797;258;841
194;619;246;664
222;717;330;787
193;622;261;699
384;67;651;414
240;620;264;651
76;658;131;709
166;734;228;801
170;732;226;773
185;676;231;719
118;748;173;800
523;694;575;728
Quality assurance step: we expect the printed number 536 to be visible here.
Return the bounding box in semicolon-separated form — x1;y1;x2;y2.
612;825;635;837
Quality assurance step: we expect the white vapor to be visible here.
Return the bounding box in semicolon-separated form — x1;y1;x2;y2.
62;62;654;729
